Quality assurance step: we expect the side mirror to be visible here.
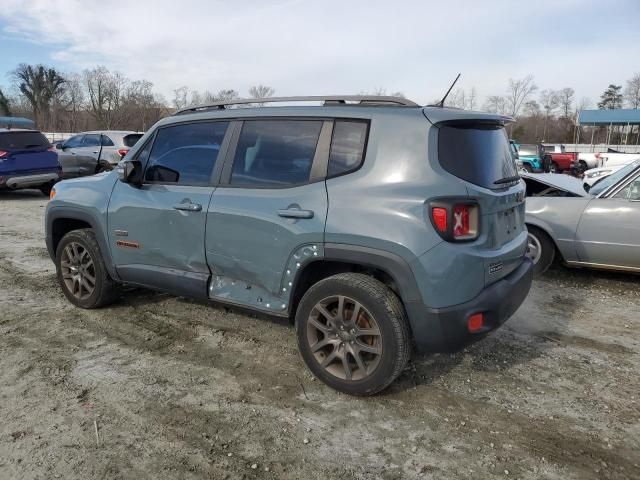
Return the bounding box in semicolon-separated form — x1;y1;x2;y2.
117;160;143;186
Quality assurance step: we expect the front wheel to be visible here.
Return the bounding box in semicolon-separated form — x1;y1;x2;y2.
55;229;119;308
296;273;411;396
526;225;555;276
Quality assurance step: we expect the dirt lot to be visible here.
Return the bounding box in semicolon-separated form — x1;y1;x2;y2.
0;189;639;480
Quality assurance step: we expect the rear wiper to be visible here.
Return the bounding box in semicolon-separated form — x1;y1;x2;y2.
494;175;521;185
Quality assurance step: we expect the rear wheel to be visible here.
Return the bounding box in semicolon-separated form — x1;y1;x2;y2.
526;225;555;276
523;164;533;173
549;162;559;173
96;162;112;173
55;229;119;308
39;183;53;196
296;273;411;396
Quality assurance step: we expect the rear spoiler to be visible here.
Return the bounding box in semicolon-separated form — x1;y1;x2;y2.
422;107;513;126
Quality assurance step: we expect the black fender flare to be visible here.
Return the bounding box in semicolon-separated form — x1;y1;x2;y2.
46;206;120;281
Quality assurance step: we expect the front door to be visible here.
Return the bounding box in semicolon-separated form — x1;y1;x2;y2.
73;133;102;176
107;120;230;298
575;172;640;269
57;134;84;177
206;119;329;314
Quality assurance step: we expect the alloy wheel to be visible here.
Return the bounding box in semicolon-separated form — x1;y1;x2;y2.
306;295;383;381
526;233;542;264
60;242;96;300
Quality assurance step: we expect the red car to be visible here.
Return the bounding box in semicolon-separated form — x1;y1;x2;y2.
542;144;578;173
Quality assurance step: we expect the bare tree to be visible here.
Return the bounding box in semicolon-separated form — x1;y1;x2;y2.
540;89;560;140
84;66;128;129
468;87;477;110
12;64;66;128
557;87;575;118
505;75;537;117
0;88;11;116
625;73;640;109
172;86;189;109
249;85;275;100
483;95;507;114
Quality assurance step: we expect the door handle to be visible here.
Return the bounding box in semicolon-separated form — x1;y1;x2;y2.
277;208;314;219
92;151;99;154
173;202;202;212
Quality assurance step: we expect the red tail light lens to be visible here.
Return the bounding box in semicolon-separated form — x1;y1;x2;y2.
431;207;447;233
467;313;484;332
0;150;8;158
47;146;56;153
429;200;479;242
118;148;129;157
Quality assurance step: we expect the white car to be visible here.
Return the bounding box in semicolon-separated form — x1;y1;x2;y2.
583;153;640;186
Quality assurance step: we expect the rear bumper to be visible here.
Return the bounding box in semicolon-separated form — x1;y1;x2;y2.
0;172;59;189
407;257;533;353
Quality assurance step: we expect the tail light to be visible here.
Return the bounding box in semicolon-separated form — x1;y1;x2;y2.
47;146;56;153
117;148;129;157
429;200;479;242
0;150;8;158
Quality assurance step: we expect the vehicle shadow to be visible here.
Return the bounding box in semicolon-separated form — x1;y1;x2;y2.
0;189;47;200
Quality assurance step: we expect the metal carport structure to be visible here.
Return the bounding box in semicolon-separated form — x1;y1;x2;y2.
576;109;640;147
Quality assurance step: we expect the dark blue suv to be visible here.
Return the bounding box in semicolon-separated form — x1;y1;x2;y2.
0;128;62;195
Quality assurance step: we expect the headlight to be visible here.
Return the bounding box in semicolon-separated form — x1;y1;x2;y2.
586;170;611;178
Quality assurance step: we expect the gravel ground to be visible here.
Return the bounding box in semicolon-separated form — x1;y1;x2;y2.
0;189;639;480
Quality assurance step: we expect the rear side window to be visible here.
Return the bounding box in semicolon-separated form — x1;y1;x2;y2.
518;144;538;156
328;121;368;177
230;120;322;187
83;134;101;147
123;133;143;148
438;123;518;189
145;122;228;185
0;131;50;150
101;135;115;146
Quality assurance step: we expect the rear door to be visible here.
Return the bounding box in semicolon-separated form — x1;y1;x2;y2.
108;121;230;298
206;119;329;313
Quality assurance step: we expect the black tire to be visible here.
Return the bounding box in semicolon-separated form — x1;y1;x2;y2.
526;225;555;277
550;162;559;173
523;164;533;173
96;162;112;173
55;229;119;308
39;183;53;197
295;273;411;396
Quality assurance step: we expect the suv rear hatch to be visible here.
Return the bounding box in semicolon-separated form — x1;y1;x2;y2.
424;109;527;285
0;130;59;174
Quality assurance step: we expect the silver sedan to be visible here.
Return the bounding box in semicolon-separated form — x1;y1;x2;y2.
522;160;640;276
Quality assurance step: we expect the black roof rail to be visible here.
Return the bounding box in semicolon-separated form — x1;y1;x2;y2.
173;95;419;115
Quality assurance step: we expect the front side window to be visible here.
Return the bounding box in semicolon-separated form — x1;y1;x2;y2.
613;176;640;200
64;135;84;148
144;122;228;185
328;120;368;177
230;120;322;187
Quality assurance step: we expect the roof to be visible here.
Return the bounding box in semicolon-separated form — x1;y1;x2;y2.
0;128;37;133
0;116;36;129
577;109;640;126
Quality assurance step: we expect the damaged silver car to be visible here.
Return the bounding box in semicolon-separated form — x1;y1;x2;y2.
522;159;640;275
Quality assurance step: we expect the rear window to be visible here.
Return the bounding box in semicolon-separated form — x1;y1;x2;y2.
0;131;50;150
438;123;518;189
123;133;143;148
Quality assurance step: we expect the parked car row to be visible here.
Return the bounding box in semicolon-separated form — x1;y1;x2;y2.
0;127;142;195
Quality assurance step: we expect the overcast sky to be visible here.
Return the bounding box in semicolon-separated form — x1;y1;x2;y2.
1;0;638;107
